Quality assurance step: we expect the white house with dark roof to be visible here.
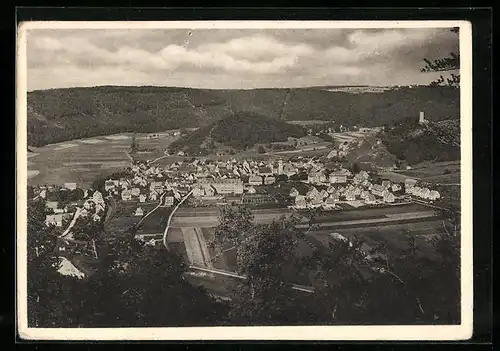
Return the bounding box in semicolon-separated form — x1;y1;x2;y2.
134;207;144;217
164;196;175;207
294;195;307;209
247;186;257;194
405;178;418;193
306;186;320;199
309;197;323;208
323;197;337;210
264;176;276;185
45;214;64;227
131;188;141;197
371;184;387;197
308;170;327;184
326;149;338;159
391;183;402;192
365;194;377;204
345;190;356;201
248;175;263;186
328;191;340;202
258;166;273;177
383;192;395;203
64;182;77;190
329;173;347;184
429;190;441;200
83;199;94;210
121;189;132;201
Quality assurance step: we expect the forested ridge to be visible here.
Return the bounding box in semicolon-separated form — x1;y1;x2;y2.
380;118;460;165
27;85;459;147
168;112;306;154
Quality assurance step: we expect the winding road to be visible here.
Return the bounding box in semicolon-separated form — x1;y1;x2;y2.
135;192;167;229
163;189;194;249
59;207;82;238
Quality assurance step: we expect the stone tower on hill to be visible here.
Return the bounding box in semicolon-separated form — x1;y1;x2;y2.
419;111;427;125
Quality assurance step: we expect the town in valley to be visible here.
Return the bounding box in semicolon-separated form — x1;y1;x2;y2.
25;26;462;328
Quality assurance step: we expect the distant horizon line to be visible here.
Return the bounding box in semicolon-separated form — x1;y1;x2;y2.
27;83;437;93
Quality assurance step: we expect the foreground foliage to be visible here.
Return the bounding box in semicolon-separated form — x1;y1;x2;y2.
27;196;460;327
211;204;461;325
27;197;228;327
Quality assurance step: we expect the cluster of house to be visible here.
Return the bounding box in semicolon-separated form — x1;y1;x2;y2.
97;153;443;217
404;178;441;201
37;182;107;228
290;170;409;210
103;165;187;216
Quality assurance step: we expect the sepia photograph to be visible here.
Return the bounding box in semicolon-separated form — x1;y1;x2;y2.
16;20;472;340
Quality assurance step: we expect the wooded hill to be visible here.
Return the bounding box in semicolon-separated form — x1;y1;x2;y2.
168;112;306;155
380;118;460;165
27;85;460;147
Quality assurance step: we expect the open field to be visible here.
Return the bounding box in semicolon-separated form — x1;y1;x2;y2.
378;171;416;183
27;131;180;187
172;203;435;227
398;160;461;184
165;227;184;243
194;217;447;277
379;163;460;186
310;219;447;259
200;227;238;272
135;206;171;232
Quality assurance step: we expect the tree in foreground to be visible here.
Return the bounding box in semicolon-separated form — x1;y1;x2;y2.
27;198;86;327
211;203;461;325
421;27;460;87
27;195;228;327
81;238;229;327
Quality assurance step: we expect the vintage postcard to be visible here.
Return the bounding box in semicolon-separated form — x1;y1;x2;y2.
16;20;473;340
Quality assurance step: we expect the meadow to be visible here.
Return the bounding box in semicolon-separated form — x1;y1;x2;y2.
27;131;180;187
196;218;447;278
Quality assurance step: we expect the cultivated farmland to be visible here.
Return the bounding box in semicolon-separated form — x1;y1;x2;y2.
27;131;180;187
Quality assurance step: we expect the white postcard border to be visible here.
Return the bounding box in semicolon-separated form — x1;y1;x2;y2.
16;19;473;341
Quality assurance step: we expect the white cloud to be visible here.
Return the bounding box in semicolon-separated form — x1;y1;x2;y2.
159;42;302;74
26;28;459;90
32;36;63;51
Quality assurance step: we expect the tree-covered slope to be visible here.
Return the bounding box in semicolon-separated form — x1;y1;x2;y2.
27;85;460;147
380;118;460;165
168;112;306;154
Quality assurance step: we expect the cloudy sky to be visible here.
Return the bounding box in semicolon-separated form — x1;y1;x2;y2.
26;27;459;91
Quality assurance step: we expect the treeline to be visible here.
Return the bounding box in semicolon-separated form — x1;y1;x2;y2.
28;86;459;147
381;119;460;165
